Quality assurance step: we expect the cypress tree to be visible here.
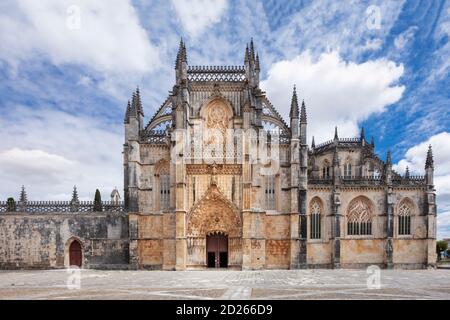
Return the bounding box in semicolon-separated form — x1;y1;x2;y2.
93;189;102;212
6;197;16;212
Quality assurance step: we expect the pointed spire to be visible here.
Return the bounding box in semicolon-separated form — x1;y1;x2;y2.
250;38;255;61
244;44;250;63
175;38;187;68
181;41;187;62
300;100;307;123
289;85;299;119
334;126;339;141
386;150;392;165
71;185;79;203
360;127;365;141
255;53;260;71
371;136;375;148
425;144;434;169
19;185;27;203
131;90;137;111
405;166;410;178
311;136;315;149
124;100;131;122
135;86;144;116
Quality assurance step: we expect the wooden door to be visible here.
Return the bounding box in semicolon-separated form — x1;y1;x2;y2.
206;234;228;268
69;240;82;267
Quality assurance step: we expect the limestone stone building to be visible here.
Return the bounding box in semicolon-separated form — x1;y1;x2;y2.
123;40;437;270
0;40;437;270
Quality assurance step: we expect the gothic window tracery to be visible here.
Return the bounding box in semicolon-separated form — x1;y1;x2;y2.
310;198;322;239
398;199;413;235
347;197;373;236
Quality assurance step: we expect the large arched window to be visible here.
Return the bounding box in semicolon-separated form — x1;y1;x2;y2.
398;199;413;235
310;198;322;239
347;197;373;236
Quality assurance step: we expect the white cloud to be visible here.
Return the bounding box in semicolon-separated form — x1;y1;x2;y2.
0;0;159;73
171;0;228;37
0;106;123;201
393;132;450;239
261;51;405;143
0;148;76;184
270;0;406;60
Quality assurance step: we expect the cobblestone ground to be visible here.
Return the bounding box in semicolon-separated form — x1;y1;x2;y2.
0;269;449;300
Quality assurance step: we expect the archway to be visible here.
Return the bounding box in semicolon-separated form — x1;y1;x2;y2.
69;240;82;267
186;184;242;268
206;232;228;268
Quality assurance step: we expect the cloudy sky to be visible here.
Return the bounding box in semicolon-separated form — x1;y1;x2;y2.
0;0;449;237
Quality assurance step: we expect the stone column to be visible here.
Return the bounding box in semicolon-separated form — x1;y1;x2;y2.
385;151;394;268
386;187;394;268
128;214;139;270
331;189;341;268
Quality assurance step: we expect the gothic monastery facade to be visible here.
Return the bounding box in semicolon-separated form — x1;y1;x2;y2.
0;41;437;270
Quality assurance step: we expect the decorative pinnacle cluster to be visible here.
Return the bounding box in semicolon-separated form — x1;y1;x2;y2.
425;144;434;169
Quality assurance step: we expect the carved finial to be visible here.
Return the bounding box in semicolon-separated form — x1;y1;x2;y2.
124;100;131;123
386;150;392;165
360;127;365;141
131;90;137;113
300;100;307;123
255;53;260;71
210;162;219;186
244;44;250;63
289;85;299;119
135;86;144;116
425;144;434;169
175;38;183;66
334;126;339;141
405;166;410;178
19;185;27;204
371;136;375;148
250;38;255;60
71;185;79;203
311;136;315;149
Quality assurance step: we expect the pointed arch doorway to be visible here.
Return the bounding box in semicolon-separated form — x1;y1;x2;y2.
206;232;228;268
69;240;82;267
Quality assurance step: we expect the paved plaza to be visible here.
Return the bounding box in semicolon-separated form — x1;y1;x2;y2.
0;269;449;300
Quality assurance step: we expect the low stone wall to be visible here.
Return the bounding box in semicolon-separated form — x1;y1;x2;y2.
0;212;129;269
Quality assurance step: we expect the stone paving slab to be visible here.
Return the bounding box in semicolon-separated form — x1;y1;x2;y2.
0;269;449;300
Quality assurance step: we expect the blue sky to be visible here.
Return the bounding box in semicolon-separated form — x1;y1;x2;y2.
0;0;449;237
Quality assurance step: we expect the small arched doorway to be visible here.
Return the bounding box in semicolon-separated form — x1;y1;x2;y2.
206;232;228;268
69;240;82;267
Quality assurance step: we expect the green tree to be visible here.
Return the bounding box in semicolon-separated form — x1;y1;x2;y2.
436;240;448;261
93;189;102;212
6;197;16;212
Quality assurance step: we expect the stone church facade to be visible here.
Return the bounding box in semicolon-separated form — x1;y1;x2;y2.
123;40;437;270
0;41;437;270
